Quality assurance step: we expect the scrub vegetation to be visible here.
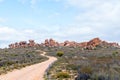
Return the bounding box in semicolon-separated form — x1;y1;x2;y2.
0;47;48;74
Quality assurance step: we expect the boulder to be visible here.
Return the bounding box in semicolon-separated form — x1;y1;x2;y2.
28;40;35;47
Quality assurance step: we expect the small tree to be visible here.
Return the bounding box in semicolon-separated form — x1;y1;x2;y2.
56;51;64;57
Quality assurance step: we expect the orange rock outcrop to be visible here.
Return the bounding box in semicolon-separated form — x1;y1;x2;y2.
8;38;120;49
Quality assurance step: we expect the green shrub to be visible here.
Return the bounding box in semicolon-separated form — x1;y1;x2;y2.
112;51;119;57
66;64;78;70
56;72;70;78
56;51;64;57
81;66;92;74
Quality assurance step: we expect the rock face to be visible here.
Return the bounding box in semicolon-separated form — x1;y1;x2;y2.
8;37;120;49
78;38;120;50
79;42;88;48
109;43;119;47
19;41;27;48
63;41;77;47
49;39;56;47
43;39;78;47
87;38;102;47
44;39;49;47
44;38;59;47
85;38;102;50
9;40;37;48
9;44;15;48
28;40;35;47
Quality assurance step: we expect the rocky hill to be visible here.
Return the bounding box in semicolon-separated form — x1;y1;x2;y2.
8;38;120;50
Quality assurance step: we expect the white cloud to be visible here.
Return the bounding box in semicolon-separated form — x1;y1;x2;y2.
24;29;34;34
0;26;41;44
0;43;9;48
60;0;120;41
66;0;120;21
0;24;119;48
1;0;120;47
65;0;120;8
0;27;16;34
0;18;7;23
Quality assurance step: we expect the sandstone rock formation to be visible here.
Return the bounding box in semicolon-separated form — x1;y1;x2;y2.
85;38;102;50
44;38;59;47
63;41;77;47
8;38;120;49
87;38;102;47
28;40;35;47
9;40;38;48
79;38;120;50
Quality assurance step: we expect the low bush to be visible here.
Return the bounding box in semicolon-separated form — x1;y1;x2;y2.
80;66;92;74
0;47;48;74
56;72;70;78
56;51;64;57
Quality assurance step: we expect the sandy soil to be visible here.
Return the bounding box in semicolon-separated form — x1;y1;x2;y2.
0;51;57;80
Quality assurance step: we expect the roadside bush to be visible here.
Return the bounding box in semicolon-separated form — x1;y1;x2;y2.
80;66;92;74
56;51;64;57
112;51;119;57
56;72;70;78
66;64;79;70
0;47;48;75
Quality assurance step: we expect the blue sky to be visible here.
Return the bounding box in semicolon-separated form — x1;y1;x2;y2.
0;0;120;48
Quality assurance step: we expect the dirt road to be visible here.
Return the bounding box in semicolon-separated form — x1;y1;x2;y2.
0;51;57;80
